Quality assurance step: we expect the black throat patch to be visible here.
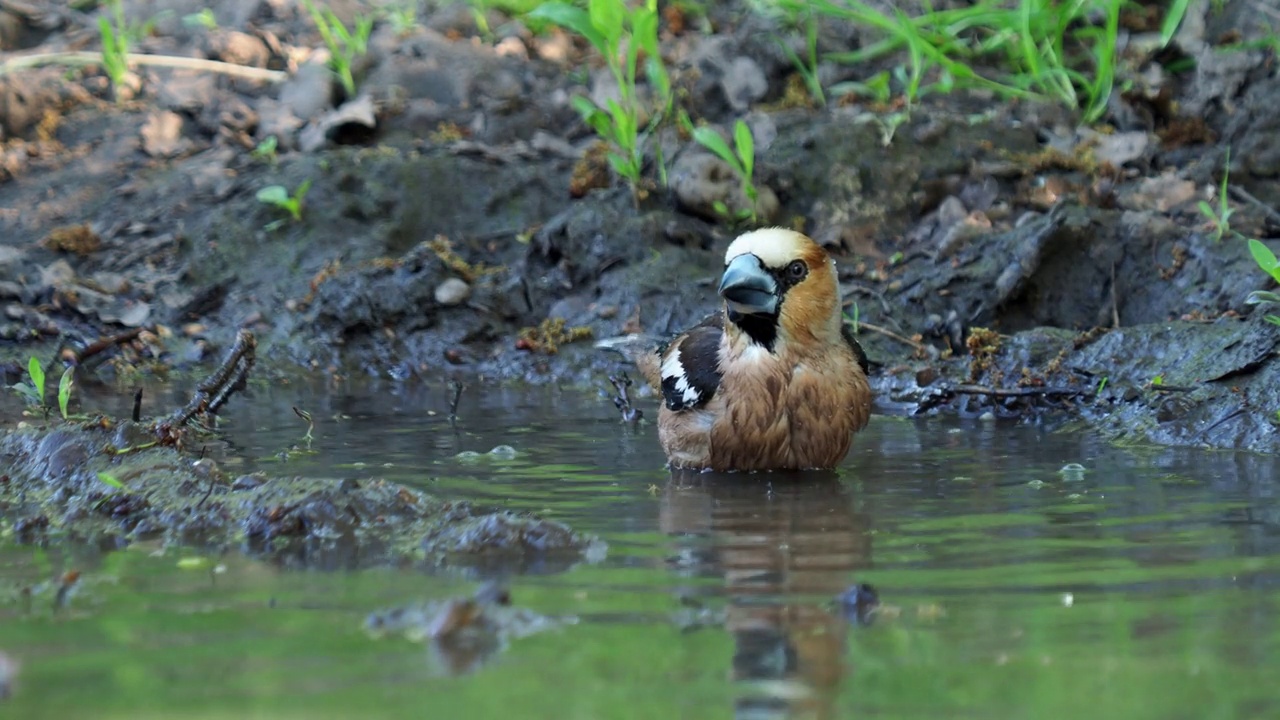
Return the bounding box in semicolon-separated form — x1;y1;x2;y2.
725;262;808;352
727;309;779;351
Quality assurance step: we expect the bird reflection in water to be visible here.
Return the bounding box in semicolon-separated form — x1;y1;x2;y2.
660;470;873;720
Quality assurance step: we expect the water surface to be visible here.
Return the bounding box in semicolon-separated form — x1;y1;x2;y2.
3;380;1279;719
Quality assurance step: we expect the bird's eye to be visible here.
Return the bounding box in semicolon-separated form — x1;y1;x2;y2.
786;260;808;280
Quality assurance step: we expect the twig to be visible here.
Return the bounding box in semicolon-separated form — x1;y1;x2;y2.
608;372;643;423
1228;184;1280;225
0;51;289;82
131;388;142;422
76;328;143;365
157;330;256;438
857;321;938;358
946;384;1090;399
447;380;465;425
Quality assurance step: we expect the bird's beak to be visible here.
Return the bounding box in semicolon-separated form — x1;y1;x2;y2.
718;254;778;316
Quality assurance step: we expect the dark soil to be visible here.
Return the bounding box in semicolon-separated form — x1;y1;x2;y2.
2;0;1280;513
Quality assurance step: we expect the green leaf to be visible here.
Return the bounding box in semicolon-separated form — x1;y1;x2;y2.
97;472;126;490
631;7;659;58
257;185;290;206
1246;290;1280;305
58;366;74;419
28;356;45;397
1160;0;1191;48
295;179;312;204
692;126;740;174
527;3;605;54
1249;238;1280;282
732;120;754;179
606;152;637;182
587;0;625;48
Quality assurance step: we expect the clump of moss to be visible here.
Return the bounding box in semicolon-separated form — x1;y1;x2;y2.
428;121;468;144
516;318;593;355
569;141;612;198
965;326;1001;382
425;235;501;283
40;224;101;256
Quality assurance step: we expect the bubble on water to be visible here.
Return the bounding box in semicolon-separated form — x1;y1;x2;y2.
1058;463;1086;482
489;445;518;459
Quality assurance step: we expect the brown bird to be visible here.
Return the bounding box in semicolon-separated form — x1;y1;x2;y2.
600;228;872;472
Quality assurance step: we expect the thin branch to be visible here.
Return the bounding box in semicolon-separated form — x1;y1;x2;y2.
0;51;289;82
857;321;939;358
1228;184;1280;225
157;330;256;438
946;384;1090;399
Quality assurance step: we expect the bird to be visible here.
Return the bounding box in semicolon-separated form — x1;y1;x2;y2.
599;228;872;472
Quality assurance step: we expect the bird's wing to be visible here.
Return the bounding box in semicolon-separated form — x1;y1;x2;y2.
658;313;724;412
840;322;871;376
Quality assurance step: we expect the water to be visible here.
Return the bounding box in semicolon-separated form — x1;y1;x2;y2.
3;379;1280;719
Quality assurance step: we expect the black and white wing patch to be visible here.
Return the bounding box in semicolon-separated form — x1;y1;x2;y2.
841;322;871;376
658;323;723;412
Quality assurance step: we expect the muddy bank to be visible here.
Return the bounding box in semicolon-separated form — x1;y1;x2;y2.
0;334;604;568
0;0;1278;454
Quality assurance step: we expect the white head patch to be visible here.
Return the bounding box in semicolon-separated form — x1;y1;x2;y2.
724;228;812;269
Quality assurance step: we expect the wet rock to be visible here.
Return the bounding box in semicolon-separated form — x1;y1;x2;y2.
254;97;304;149
434;277;470;306
140;111;194;158
1080;128;1150;168
278;59;334;121
155;72;218;114
1120;174;1198;213
669;151;780;223
0;68;90;139
0;422;606;569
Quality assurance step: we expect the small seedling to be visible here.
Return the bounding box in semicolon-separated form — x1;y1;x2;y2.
383;0;418;34
57;367;74;420
691;120;758;223
257;180;311;228
530;0;670;194
302;0;374;98
1198;148;1235;243
251;135;279;164
98;0;130;96
9;357;46;410
776;2;825;106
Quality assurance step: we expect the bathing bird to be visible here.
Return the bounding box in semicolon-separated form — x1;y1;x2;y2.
599;228;871;472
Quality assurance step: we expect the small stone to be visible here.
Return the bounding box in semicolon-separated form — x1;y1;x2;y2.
231;475;265;491
91;272;129;294
494;36;528;60
978;411;996;422
182;323;206;337
212;30;270;68
434;277;470;306
140;111;192;158
721;56;768;111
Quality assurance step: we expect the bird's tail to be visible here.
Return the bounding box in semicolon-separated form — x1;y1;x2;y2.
594;333;663;390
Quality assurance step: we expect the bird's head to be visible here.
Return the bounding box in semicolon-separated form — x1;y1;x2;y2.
718;228;842;352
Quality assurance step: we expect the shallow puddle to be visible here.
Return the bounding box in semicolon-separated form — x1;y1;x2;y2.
3;380;1280;719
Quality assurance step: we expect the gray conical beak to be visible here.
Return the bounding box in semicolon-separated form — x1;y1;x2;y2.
718;254;778;316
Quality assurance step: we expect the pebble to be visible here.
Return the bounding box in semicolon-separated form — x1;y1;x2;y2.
978;411;996;422
434;278;471;306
